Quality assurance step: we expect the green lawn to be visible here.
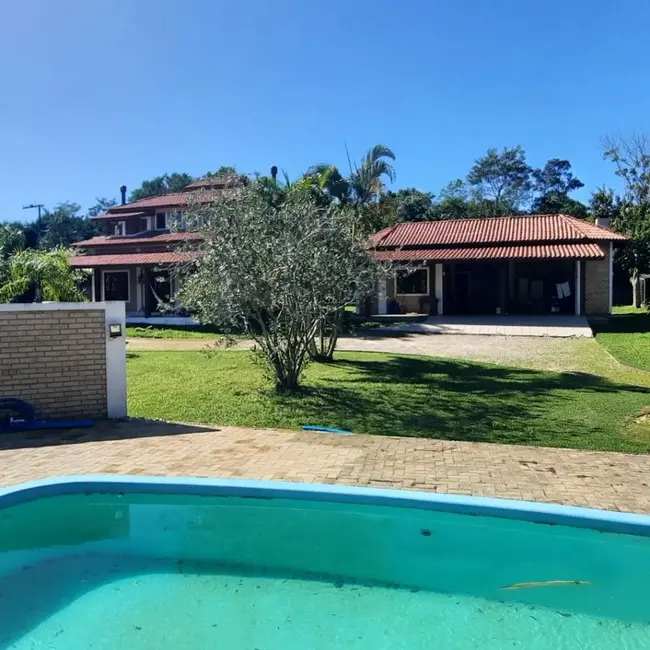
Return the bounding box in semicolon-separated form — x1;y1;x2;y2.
128;349;650;453
612;305;647;315
126;325;239;340
593;308;650;372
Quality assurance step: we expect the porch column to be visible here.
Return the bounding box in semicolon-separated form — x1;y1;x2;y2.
608;242;613;313
434;264;444;315
575;260;582;315
91;270;96;302
508;261;515;300
378;279;388;315
135;266;143;313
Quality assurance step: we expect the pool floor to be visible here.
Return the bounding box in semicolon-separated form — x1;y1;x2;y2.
5;556;650;650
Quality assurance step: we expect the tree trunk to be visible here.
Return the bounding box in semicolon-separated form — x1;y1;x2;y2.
275;363;302;393
311;310;343;363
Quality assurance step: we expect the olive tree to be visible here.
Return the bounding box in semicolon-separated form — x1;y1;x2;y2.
178;183;385;392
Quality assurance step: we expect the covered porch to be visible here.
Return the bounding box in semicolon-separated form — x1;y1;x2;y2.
379;258;587;317
86;265;182;319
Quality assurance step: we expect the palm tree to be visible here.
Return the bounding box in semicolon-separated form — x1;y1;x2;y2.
303;164;351;203
348;144;396;205
302;144;396;207
0;248;87;303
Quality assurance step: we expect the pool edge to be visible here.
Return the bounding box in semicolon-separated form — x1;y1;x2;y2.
2;475;650;536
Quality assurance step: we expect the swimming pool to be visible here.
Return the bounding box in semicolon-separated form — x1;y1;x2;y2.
1;476;650;649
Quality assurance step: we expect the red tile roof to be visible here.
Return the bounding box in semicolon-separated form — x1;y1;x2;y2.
69;252;194;267
185;176;241;189
90;211;147;221
106;190;224;213
374;243;606;262
72;232;202;247
372;214;628;248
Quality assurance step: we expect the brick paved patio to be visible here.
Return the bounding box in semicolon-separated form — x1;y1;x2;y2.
2;420;650;513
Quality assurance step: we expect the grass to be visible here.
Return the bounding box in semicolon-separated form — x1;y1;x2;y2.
593;307;650;372
128;349;650;453
126;325;242;340
612;305;647;315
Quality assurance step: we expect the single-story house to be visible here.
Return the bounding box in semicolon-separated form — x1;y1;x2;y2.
371;214;628;316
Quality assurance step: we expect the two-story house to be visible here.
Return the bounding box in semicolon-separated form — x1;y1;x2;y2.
70;176;236;324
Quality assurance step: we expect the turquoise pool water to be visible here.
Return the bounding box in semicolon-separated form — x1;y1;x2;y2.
1;479;650;649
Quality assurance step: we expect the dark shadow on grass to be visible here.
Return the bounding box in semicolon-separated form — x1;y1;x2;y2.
279;356;650;448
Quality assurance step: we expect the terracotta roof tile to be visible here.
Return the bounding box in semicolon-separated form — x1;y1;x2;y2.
69;252;194;267
185;176;241;189
372;214;628;248
107;190;225;212
374;243;606;262
72;232;202;247
90;211;147;221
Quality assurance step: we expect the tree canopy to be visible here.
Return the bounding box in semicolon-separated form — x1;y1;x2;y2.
129;172;194;202
178;182;385;391
466;146;533;217
602;134;650;293
38;202;99;248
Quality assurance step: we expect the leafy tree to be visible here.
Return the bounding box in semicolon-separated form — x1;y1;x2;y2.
603;133;650;205
589;186;621;223
0;225;25;259
129;172;194;202
603;134;650;306
88;197;117;217
0;248;87;303
204;165;238;178
425;180;491;220
533;158;584;196
531;159;587;218
0;225;25;287
178;183;384;391
380;188;436;222
467;146;533;216
38;202;99;248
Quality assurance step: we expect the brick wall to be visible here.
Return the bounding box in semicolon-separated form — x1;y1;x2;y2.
0;309;107;419
585;243;611;315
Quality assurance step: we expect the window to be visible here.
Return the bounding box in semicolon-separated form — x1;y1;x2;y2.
395;268;429;295
155;213;167;230
103;270;130;302
140;217;151;232
113;221;125;236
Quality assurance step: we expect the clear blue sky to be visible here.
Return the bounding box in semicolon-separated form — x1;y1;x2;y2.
1;0;648;220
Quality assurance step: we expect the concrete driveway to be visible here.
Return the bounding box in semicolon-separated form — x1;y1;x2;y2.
127;332;602;373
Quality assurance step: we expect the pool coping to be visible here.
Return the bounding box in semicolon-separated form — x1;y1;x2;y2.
2;475;650;536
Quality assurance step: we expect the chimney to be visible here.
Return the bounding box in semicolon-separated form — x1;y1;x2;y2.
270;166;278;183
120;184;127;205
595;216;611;229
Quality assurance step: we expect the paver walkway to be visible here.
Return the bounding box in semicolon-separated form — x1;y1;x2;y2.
2;421;650;514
